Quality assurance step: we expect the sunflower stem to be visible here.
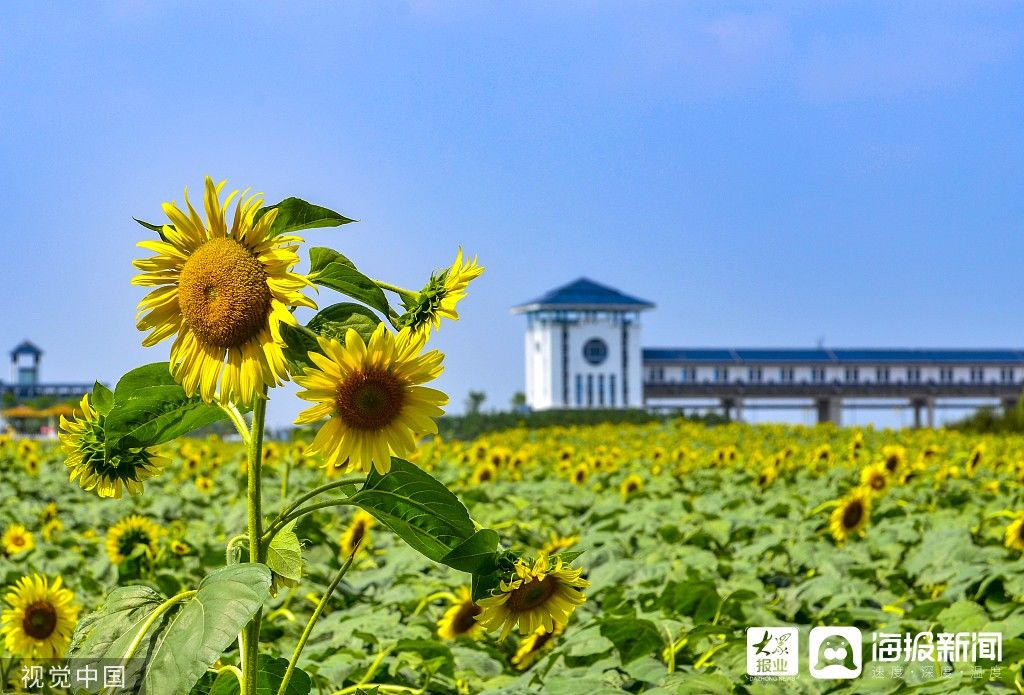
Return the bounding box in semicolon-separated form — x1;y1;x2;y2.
242;391;268;695
220;403;251;446
264;498;357;543
371;278;419;304
277;551;356;695
264;476;365;541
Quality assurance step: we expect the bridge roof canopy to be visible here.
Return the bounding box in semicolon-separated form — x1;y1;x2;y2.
10;340;42;359
642;348;1024;364
513;278;654;313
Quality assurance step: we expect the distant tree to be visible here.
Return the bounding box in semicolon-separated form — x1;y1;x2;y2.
510;391;527;410
465;390;487;416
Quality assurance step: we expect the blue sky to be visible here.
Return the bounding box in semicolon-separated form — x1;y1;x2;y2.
2;2;1023;427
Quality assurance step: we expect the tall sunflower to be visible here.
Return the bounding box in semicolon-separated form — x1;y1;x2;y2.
859;462;890;495
436;586;484;641
133;177;316;405
829;489;872;543
59;393;168;498
340;510;376;558
294;325;448;475
1;574;79;659
2;524;34;556
477;556;589;639
1005;513;1024;553
106;515;163;564
401;248;485;337
512;624;563;670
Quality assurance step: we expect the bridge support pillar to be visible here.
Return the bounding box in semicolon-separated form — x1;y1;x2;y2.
911;397;935;429
720;397;743;422
815;397;841;425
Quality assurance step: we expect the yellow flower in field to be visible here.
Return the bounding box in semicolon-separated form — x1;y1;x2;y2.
540;533;578;557
965;443;985;476
133;176;316;405
24;455;40;475
436;586;484;640
1005;513;1024;553
340;510;376;558
40;502;59;523
403;248;485;337
619;474;643;499
829;489;871;543
881;445;906;475
41;519;63;542
512;624;563;670
59;393;168;498
570;463;589;485
477;555;589;639
106;515;162;564
2;525;34;556
471;461;497;485
170;540;192;556
294;325;447;475
1;574;79;659
860;463;890;495
195;476;214;493
755;465;778;488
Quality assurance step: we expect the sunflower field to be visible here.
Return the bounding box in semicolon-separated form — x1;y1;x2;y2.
2;420;1023;694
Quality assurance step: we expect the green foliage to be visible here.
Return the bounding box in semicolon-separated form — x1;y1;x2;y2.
436;409;728;440
266;519;303;596
255;198;354;239
307;303;382;343
103;363;239;456
948;404;1024;433
204;655;312;695
69;564;272;695
309;253;392;317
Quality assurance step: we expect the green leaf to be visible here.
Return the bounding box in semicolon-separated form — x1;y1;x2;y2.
257;198;354;239
91;381;114;416
307;303;382;344
267;519;303;596
350;458;475;563
598;618;664;665
440;529;499;574
280;323;321;374
310;261;392;317
207;654;311;695
134;217;170;242
103;363;235;456
309;247;355;274
69;564;272;695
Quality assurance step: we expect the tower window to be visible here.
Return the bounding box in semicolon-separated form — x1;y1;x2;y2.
609;374;616;406
582;338;608;366
598;374;605;406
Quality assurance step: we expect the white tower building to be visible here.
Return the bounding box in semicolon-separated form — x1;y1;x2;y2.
512;278;654;410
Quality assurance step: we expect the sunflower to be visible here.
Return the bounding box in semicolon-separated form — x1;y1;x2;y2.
40;502;59;523
402;248;485;337
106;515;163;564
170;540;192;556
340;510;376;558
477;555;589;639
540;533;578;557
881;445;906;475
570;463;589;485
1005;513;1024;553
436;586;484;640
294;325;448;475
59;393;168;498
619;474;643;498
1;574;79;659
859;463;890;495
471;461;497;485
2;524;34;556
755;465;778;488
829;489;872;543
195;476;214;493
133;176;316;405
512;624;563;670
41;519;63;542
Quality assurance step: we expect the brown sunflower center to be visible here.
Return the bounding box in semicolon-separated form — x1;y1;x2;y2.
22;601;58;640
842;501;864;529
1018;523;1024;543
10;534;25;547
178;238;272;349
335;368;407;430
885;455;899;472
506;576;559;613
452;602;483;634
870;474;886;490
477;468;493;481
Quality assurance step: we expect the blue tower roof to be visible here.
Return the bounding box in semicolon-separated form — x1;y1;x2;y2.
512;278;654;313
10;340;42;360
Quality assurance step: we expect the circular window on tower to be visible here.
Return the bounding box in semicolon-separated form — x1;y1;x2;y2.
582;338;609;365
